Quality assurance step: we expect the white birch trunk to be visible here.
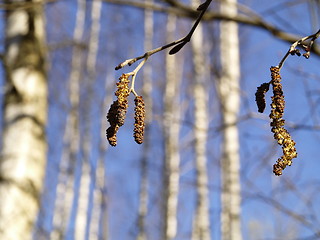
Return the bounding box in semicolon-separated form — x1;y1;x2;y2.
97;77;115;240
51;0;86;238
190;1;211;238
91;72;114;240
163;15;181;240
218;0;242;240
137;1;153;239
75;1;102;239
90;156;107;240
87;2;106;239
0;1;47;239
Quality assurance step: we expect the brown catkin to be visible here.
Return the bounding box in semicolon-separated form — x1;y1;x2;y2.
255;82;270;113
269;66;297;176
107;100;127;127
107;101;120;126
133;96;145;144
106;125;119;147
106;74;130;147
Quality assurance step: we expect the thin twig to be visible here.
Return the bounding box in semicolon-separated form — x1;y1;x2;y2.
278;29;320;69
115;37;184;70
115;0;212;70
105;0;320;57
127;57;148;97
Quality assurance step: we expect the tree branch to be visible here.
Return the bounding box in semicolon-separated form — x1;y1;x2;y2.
115;0;212;70
0;0;58;10
103;0;320;57
278;29;320;69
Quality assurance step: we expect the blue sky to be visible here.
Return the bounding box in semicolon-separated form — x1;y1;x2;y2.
1;0;320;239
45;1;320;239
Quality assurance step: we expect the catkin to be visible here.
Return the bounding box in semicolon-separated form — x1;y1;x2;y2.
106;74;130;146
106;125;119;147
133;96;146;144
255;82;270;113
269;66;297;175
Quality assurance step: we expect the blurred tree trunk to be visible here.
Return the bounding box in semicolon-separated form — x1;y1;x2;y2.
191;1;211;238
89;70;114;240
218;0;242;240
51;0;86;239
137;1;153;239
90;142;108;240
162;15;181;240
75;1;102;239
86;2;106;239
96;75;114;240
0;1;47;239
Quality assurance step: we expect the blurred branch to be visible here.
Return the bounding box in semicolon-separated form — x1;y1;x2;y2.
47;40;87;51
242;176;320;238
103;0;320;57
0;0;58;10
252;194;320;236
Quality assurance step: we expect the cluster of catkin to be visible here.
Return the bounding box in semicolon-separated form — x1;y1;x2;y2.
255;67;297;176
106;74;145;146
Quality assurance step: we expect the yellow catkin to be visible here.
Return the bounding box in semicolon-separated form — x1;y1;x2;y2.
106;74;130;146
269;66;297;175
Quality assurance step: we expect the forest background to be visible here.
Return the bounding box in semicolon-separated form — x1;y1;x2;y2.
0;0;320;240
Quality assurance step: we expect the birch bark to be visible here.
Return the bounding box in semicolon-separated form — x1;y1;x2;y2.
75;1;102;239
190;1;211;238
51;0;86;238
218;0;242;239
0;1;47;239
163;15;181;240
137;1;153;239
91;72;114;240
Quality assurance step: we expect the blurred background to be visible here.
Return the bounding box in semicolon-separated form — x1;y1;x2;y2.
0;0;320;240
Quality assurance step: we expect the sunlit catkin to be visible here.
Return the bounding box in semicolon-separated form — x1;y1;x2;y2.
116;74;130;105
269;66;297;175
115;74;130;126
133;96;145;144
106;74;130;146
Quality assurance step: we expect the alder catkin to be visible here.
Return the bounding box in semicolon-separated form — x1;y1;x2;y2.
115;74;130;126
116;74;130;103
255;82;270;113
106;74;130;147
107;101;119;126
106;125;119;147
269;66;297;176
133;96;145;144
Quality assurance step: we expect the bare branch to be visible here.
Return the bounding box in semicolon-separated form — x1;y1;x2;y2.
103;0;320;57
114;38;184;70
278;29;320;69
115;0;212;71
0;0;58;10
